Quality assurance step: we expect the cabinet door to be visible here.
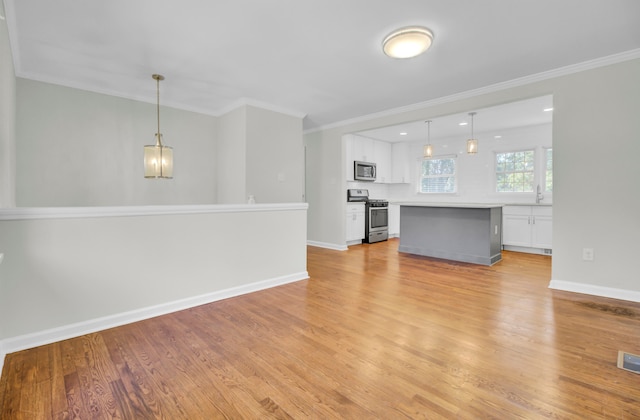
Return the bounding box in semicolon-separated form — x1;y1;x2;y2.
346;204;365;241
531;216;552;249
391;142;410;183
353;136;374;162
502;214;532;247
388;204;400;236
373;140;391;183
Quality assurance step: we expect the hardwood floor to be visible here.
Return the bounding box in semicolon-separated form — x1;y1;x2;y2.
2;239;640;419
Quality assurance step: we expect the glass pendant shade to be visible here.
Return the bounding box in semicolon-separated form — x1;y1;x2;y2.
144;134;173;178
423;144;433;158
466;138;478;154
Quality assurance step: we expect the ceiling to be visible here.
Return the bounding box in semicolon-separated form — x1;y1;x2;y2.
3;0;640;131
357;95;553;143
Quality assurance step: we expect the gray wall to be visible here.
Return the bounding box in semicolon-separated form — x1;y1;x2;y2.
246;105;304;204
305;58;640;296
217;106;247;204
16;79;218;206
0;15;15;208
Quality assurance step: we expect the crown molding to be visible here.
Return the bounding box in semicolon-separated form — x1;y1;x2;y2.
304;48;640;134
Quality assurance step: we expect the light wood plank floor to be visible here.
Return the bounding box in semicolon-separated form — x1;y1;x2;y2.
2;239;640;419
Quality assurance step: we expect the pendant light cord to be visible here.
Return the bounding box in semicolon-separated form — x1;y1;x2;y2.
153;74;164;147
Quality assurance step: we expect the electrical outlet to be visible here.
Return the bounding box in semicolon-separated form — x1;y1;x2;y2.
582;248;594;261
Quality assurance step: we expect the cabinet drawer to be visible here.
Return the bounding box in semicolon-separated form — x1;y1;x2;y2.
347;203;365;213
532;206;552;217
502;206;531;216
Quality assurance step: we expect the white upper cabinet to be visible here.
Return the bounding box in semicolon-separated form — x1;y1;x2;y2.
346;134;393;183
391;142;410;183
373;140;391;183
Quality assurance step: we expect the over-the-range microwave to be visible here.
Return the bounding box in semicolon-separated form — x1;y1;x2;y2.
354;161;376;181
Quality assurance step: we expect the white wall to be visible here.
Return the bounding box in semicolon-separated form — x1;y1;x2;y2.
217;105;304;204
217;106;247;204
0;15;16;208
305;57;640;300
246;106;304;203
16;79;218;206
388;123;553;204
0;204;308;352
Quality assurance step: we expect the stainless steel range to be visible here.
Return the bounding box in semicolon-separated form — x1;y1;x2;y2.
347;189;389;244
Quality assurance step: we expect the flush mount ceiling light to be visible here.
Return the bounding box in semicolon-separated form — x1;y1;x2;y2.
144;74;174;179
382;26;433;59
466;112;478;155
423;120;433;158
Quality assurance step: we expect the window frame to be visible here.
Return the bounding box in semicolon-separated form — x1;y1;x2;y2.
543;147;553;193
494;149;536;193
418;155;458;194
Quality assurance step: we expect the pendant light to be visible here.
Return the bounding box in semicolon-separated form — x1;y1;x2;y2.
144;74;173;178
466;112;478;155
423;120;433;158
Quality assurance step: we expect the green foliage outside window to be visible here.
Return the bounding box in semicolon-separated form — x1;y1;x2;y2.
420;158;456;193
496;150;535;192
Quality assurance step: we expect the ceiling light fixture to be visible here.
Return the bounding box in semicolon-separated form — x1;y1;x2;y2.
467;112;478;155
144;74;173;179
382;26;433;59
423;120;433;158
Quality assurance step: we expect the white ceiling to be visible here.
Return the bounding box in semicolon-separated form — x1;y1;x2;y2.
3;0;640;131
357;95;553;143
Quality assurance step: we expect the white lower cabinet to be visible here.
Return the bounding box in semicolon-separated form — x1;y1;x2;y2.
389;204;400;237
346;203;365;242
503;206;552;252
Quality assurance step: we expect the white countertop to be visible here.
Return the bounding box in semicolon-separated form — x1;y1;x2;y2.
393;202;503;209
503;203;552;207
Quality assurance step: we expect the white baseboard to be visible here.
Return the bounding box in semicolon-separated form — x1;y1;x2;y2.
549;280;640;303
0;271;309;374
307;240;347;251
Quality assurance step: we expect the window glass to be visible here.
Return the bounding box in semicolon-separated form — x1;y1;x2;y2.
420;158;456;193
545;148;553;192
496;150;535;192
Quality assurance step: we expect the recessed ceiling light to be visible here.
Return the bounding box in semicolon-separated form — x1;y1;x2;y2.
494;135;502;139
382;26;434;59
544;107;554;112
459;122;468;126
400;132;408;136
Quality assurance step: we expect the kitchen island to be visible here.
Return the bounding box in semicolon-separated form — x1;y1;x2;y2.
396;202;503;265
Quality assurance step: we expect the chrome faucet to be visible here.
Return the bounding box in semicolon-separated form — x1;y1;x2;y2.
536;184;544;204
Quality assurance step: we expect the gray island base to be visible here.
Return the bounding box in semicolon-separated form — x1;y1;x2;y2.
397;203;503;266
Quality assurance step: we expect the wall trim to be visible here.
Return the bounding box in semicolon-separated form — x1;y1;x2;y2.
307;240;348;251
549;280;640;303
0;203;308;221
0;271;309;372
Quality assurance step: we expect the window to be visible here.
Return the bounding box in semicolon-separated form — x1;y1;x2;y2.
495;150;535;192
544;148;553;192
420;157;456;193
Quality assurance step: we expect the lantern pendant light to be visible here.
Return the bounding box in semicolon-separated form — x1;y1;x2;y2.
423;120;433;158
144;74;174;178
467;112;478;155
